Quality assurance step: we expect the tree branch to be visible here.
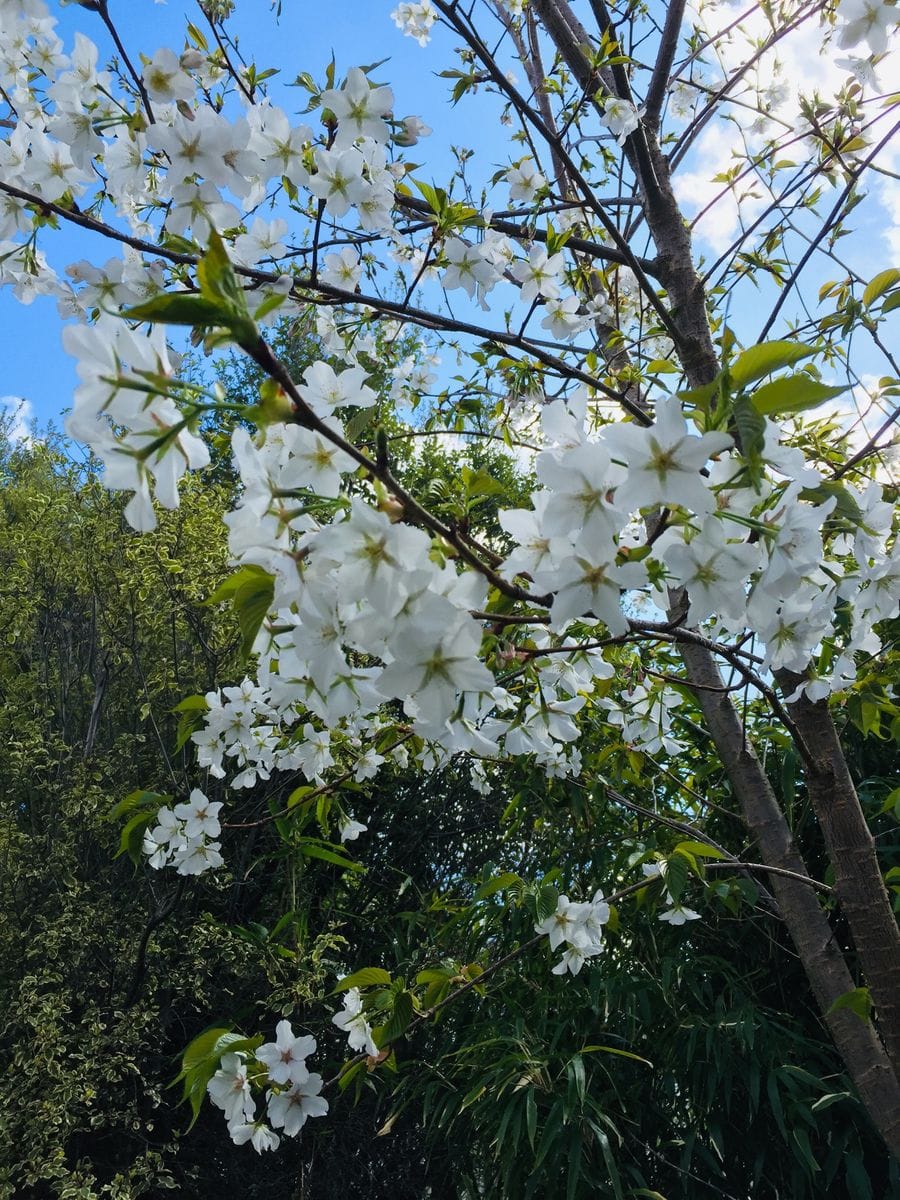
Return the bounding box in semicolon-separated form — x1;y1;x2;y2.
644;0;687;129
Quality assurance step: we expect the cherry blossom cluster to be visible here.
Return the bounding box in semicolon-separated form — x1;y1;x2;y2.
601;683;685;758
534;891;611;976
143;788;224;876
205;995;382;1154
134;380;897;880
207;1021;327;1152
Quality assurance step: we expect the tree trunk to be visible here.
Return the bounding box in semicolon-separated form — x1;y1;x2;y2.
532;0;900;1155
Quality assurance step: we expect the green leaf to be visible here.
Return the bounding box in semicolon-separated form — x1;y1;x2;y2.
174;1028;262;1129
207;563;272;605
534;1098;565;1169
732;392;766;478
879;787;900;818
178;1028;227;1075
287;784;317;809
827;987;872;1023
253;291;288;322
461;465;506;499
109;789;169;822
645;358;680;374
678;380;718;408
123;293;231;328
333;967;392;993
171;694;210;753
345;406;376;442
378;989;414;1044
862;268;900;307
171;694;210;713
799;480;863;523
580;1044;653;1068
198;229;246;311
567;1126;583;1200
300;841;365;873
590;1123;624;1200
750;375;846;416
412;177;446;216
535;882;559;924
234;572;275;659
730;340;817;387
674;839;727;860
792;1126;820;1174
475;871;523;900
663;852;689;904
208;565;275;660
570;1053;586;1103
526;1087;538;1150
337;1059;366;1092
810;1091;852;1113
115;809;156;865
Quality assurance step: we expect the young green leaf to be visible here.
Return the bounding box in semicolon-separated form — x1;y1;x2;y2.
730;340;817;387
333;967;393;992
750;376;845;416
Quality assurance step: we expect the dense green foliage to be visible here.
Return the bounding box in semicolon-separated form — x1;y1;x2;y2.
0;422;896;1199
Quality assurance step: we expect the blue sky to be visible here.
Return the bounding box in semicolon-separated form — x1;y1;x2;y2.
3;1;899;451
3;0;501;433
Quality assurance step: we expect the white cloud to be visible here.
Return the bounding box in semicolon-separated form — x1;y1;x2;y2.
675;123;768;254
1;395;34;445
675;1;900;256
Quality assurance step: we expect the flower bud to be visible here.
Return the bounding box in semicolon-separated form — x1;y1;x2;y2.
394;115;433;147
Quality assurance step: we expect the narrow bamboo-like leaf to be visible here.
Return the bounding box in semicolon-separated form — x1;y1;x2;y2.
590;1124;624;1200
811;1091;852;1112
337;1059;366;1092
526;1087;538;1150
566;1127;583;1200
570;1053;586;1103
300;841;365;872
580;1044;653;1068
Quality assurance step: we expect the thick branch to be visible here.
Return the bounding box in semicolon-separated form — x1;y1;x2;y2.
532;0;720;386
678;642;900;1155
781;673;900;1079
644;0;687;129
